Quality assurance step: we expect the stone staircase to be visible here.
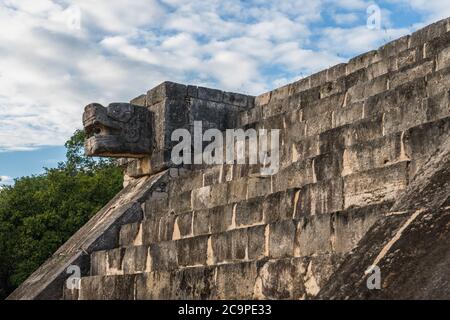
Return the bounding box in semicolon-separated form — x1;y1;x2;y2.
9;18;450;300
60;18;450;300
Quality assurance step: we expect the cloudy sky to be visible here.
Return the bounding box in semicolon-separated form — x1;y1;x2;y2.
1;0;449;185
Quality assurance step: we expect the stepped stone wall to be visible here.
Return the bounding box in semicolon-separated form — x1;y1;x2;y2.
8;17;450;300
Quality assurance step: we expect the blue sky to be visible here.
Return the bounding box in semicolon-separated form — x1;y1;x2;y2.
1;0;450;186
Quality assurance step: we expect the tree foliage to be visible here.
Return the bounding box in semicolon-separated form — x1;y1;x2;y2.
0;130;123;299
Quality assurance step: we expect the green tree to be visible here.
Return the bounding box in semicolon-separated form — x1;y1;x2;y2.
0;130;123;299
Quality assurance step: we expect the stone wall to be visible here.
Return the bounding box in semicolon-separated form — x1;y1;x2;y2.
8;17;450;300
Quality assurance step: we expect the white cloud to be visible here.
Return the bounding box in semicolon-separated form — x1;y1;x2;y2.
333;12;359;25
0;175;14;186
0;0;440;152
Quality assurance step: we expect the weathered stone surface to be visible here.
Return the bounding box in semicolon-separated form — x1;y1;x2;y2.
268;220;296;258
235;197;264;227
215;262;258;299
149;241;178;271
177;236;209;266
295;215;332;257
295;178;344;217
79;275;135;300
119;222;142;247
122;245;148;274
343;162;409;209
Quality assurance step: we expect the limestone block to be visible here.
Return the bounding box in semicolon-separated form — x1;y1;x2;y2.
209;182;228;208
302;93;345;121
147;81;187;106
319;80;346;99
176;235;209;266
144;197;168;220
202;166;222;186
122;245;148;274
269;98;292;119
270;84;290;102
423;91;450;122
383;100;428;136
169;171;202;194
193;209;210;236
119;222;142;247
310;70;328;88
149;241;178;271
333;202;392;254
215;262;258;299
366;59;390;80
284;109;306;143
209;204;234;233
255;92;271;107
63;287;79;300
191;186;211;210
176;212;193;238
313;152;343;182
437;46;450;70
79;275;135;300
347;74;388;104
247;176;271;199
142;216;160;245
90;250;107;276
223;91;251;108
410;18;449;47
305;112;333;137
197;86;223;102
343;162;409;209
295;178;344;217
172;266;216;299
426;66;450;97
289;135;320;164
235;197;264;227
404;116;450;177
299;86;321;107
341;132;404;176
168;190;191;213
227;178;248;203
396;47;419;70
263;189;296;223
327;63;347;82
288;77;311;95
159;214;176;242
237;109;249;127
295;215;332;257
422;27;450;59
268;220;296;258
347;50;381;74
273;158;314;192
211;228;247;263
332;101;364;128
247;225;266;260
342;68;368;90
135;271;172;299
255;258;308;299
378;35;410;58
342;114;384;146
390;60;434;89
106;248;125;274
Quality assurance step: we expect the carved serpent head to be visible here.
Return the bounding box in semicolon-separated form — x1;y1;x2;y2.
83;103;152;158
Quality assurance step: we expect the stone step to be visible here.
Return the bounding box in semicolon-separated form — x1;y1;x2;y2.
129;117;450;245
161;87;449;199
240;32;450;129
250;18;450;112
245;70;448;148
78;245;383;300
113;193;394;265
